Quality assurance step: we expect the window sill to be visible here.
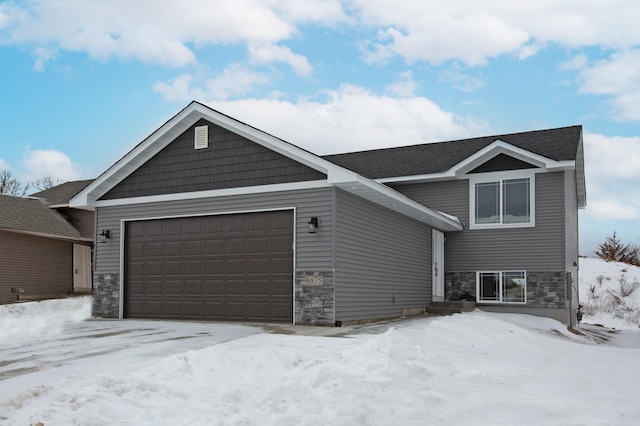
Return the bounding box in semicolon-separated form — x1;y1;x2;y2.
469;222;535;231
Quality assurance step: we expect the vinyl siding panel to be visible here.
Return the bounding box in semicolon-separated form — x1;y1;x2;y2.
392;172;566;271
564;170;579;317
94;187;334;275
0;230;73;302
335;189;431;321
58;208;95;239
102;119;326;200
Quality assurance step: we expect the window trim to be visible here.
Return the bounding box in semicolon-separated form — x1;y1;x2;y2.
468;170;536;230
476;270;527;304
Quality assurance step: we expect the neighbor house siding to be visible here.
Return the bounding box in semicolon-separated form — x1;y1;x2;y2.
392;172;565;271
0;230;73;302
94;187;335;275
334;189;432;322
58;207;95;239
101;119;327;200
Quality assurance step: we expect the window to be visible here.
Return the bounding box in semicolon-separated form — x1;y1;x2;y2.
477;271;526;303
470;172;534;229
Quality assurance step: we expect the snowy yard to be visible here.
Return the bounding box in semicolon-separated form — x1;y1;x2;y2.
1;257;640;425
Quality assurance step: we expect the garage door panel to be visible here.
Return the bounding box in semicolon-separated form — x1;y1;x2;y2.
249;280;269;296
272;236;293;253
185;260;203;275
227;280;246;296
166;241;182;256
125;210;293;322
147;280;164;296
272;279;293;296
226;259;246;275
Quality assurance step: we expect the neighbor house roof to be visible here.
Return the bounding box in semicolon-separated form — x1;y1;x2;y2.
0;194;90;242
31;179;94;207
322;125;583;179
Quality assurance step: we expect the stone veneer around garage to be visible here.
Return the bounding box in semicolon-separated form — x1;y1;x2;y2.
294;269;335;325
445;271;569;308
92;272;121;318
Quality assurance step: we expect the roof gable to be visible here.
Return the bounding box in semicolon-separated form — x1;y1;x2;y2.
70;101;463;232
99;118;327;200
323;125;582;179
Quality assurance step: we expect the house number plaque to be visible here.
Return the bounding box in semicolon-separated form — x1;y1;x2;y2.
304;275;324;286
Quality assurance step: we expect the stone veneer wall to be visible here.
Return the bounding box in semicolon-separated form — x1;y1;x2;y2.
93;272;120;318
294;269;335;325
445;271;568;308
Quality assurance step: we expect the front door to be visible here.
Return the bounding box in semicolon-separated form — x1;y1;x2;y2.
432;230;445;301
73;244;92;292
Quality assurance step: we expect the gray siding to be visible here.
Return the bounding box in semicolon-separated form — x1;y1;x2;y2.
392;172;566;271
102;119;327;200
0;230;73;302
564;170;580;323
334;189;432;322
58;207;95;239
94;187;335;275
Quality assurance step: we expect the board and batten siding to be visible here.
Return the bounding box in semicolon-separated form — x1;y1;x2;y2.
334;189;432;322
0;230;73;302
94;187;335;275
392;172;566;271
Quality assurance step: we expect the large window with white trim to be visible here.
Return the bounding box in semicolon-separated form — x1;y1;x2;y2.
470;172;534;229
477;271;526;303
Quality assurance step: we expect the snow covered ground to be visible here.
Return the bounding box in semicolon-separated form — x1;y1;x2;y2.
579;257;640;329
1;292;639;425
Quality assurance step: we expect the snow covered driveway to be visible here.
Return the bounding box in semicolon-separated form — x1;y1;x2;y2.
0;297;265;400
2;297;640;425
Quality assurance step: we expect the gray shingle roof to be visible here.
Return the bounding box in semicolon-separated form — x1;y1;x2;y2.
322;125;582;179
0;194;83;240
31;179;94;206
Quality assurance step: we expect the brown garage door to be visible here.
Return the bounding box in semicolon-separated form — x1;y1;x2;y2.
125;210;293;322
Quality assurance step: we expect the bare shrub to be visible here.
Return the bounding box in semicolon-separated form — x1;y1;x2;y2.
617;275;638;297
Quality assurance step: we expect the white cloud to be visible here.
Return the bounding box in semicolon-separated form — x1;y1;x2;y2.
560;53;588;71
353;0;640;65
19;149;82;182
582;132;640;221
576;49;640;121
205;84;490;154
0;158;9;170
1;0;298;67
248;43;313;77
385;71;419;97
439;64;484;92
154;65;269;102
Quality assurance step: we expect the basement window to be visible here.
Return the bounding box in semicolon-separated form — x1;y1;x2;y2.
194;125;208;149
477;271;526;304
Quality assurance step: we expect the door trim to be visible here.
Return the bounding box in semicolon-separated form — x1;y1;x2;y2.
432;229;445;301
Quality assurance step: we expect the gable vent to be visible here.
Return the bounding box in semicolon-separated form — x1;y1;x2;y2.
194;125;208;149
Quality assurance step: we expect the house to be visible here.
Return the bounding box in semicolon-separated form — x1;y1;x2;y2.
0;194;93;302
70;101;585;326
31;179;96;293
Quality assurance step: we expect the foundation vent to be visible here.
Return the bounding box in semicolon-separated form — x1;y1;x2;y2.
194;125;208;149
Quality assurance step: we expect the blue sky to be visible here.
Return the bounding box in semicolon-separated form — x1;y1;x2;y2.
1;0;640;255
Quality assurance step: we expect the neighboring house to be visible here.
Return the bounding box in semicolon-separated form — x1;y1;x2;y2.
70;101;585;326
0;194;93;302
31;179;96;293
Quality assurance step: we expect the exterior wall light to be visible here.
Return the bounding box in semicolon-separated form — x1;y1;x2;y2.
308;217;319;233
98;229;111;243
